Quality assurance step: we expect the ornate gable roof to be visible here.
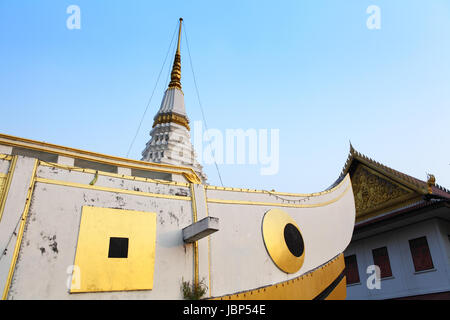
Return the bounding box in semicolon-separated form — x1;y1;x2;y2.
339;144;450;222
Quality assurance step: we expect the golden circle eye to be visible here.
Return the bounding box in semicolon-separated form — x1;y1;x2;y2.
262;209;305;274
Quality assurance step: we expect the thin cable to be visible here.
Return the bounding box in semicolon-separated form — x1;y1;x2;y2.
126;22;179;158
0;209;23;262
164;39;177;89
183;22;224;186
262;190;311;203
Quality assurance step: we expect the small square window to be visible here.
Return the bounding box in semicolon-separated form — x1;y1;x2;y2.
108;237;129;258
409;236;434;272
372;247;393;278
345;255;360;284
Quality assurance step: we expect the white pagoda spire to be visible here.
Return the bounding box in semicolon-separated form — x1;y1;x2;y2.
141;18;207;182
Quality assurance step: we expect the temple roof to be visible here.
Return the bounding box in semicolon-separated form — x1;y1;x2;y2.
336;143;450;225
340;143;450;200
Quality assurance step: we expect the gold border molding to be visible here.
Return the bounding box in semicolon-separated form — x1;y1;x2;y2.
35;177;192;201
0;155;18;222
0;133;201;184
2;159;38;300
207;180;351;209
190;184;199;287
206;174;350;198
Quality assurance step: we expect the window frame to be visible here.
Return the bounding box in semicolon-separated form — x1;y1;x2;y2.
371;246;393;279
344;254;361;285
408;236;434;273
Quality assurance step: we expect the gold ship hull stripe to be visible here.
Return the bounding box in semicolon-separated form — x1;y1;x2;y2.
313;269;346;300
211;254;346;300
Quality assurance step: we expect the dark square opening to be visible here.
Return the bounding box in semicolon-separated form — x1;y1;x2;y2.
108;237;129;258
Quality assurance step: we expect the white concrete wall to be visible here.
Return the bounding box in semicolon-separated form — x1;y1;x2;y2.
0;159;10;175
206;176;355;297
436;219;450;278
0;146;12;155
2;156;355;299
5;163;195;299
0;156;37;295
345;218;450;299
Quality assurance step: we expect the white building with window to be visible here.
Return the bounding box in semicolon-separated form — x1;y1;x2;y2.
341;146;450;299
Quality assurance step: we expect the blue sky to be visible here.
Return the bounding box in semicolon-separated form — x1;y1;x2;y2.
1;0;449;193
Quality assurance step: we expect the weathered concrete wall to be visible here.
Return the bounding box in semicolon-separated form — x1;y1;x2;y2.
2;157;355;299
205;176;355;297
0;156;37;295
6;162;194;299
437;219;450;273
37;164;190;197
0;146;12;155
0;158;10;175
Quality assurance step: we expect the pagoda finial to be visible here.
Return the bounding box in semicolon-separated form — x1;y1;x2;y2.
168;18;183;90
349;140;355;155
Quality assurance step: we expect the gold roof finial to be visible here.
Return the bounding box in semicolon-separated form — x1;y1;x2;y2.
168;18;183;90
426;173;436;194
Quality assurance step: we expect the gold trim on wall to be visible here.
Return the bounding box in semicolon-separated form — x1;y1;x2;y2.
35;177;192;201
0;154;13;161
190;184;199;287
205;174;350;198
203;186;212;298
207;180;351;209
0;155;18;222
2;159;38;300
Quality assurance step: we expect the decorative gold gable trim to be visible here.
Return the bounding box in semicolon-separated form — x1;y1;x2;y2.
352;164;419;221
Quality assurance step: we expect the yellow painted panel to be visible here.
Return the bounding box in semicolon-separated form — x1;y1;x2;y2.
71;206;156;293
